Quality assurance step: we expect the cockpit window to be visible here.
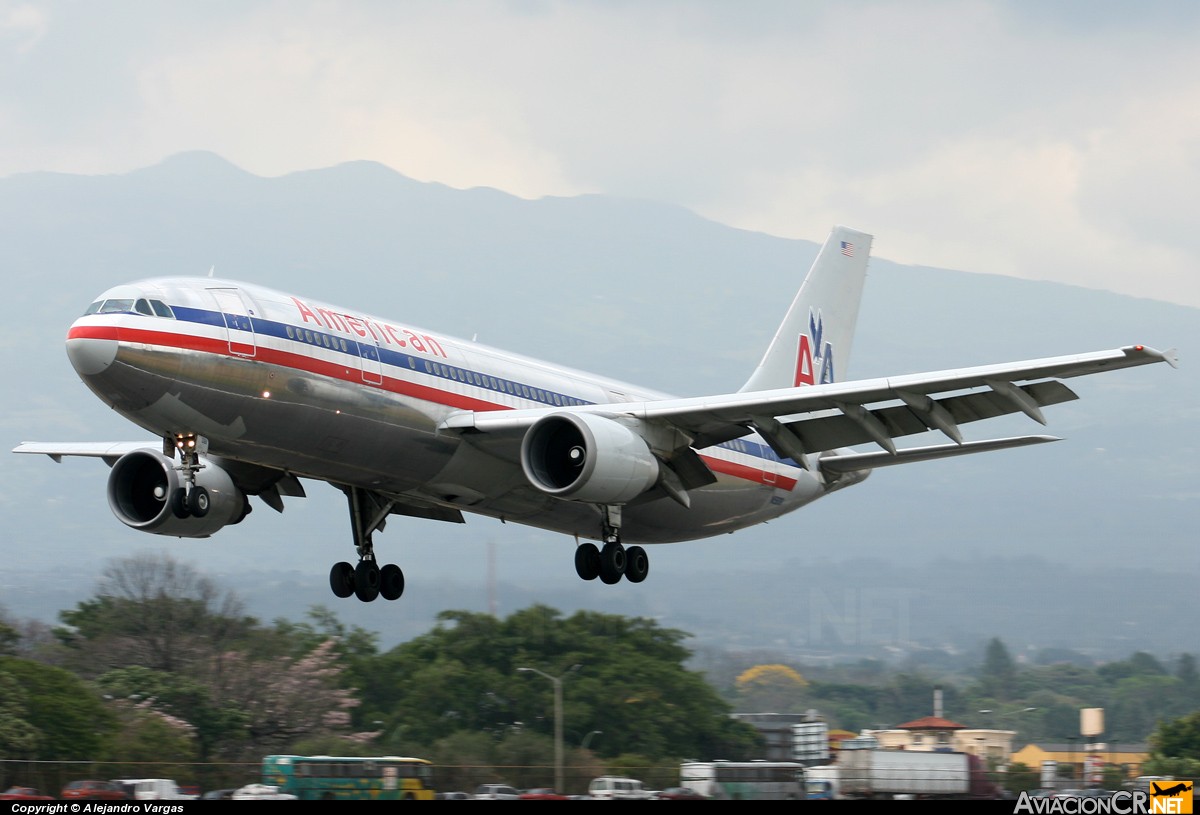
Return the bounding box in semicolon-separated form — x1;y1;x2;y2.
84;297;177;318
98;299;135;314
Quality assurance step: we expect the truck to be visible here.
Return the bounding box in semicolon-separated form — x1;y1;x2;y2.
837;750;1001;800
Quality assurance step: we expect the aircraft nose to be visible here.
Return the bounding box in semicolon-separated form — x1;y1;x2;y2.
66;333;118;376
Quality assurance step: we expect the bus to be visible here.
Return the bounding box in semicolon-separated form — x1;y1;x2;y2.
680;760;806;800
262;755;435;800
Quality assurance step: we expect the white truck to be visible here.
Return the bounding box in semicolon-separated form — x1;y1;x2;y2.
837;750;1000;800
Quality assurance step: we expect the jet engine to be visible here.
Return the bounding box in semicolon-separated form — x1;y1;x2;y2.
106;449;249;537
521;412;661;504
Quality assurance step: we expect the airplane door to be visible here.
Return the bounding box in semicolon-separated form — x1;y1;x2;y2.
358;340;383;385
208;287;258;358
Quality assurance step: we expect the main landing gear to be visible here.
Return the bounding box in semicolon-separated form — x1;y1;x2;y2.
573;506;649;585
329;486;406;602
165;433;211;518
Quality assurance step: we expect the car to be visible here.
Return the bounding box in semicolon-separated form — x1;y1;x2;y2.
61;780;131;800
436;791;474;800
519;788;570;800
230;783;297;800
655;786;709;800
0;787;56;800
473;784;521;800
201;788;239;800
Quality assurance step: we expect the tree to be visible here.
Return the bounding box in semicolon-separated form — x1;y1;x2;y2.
980;637;1018;700
0;670;41;757
1150;709;1200;761
370;605;760;770
0;656;116;760
734;664;809;712
55;551;255;677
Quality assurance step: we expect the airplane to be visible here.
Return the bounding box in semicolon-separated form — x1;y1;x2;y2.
1151;782;1192;797
13;225;1177;602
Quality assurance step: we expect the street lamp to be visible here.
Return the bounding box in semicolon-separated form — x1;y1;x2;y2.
518;664;581;793
581;730;602;750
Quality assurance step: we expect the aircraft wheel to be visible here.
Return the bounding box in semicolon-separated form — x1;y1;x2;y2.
354;560;380;602
599;542;626;584
329;562;355;598
574;543;601;580
187;486;210;517
380;564;405;601
171;488;190;519
624;546;649;583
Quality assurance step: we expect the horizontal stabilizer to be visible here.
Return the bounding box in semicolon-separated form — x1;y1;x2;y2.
817;435;1061;475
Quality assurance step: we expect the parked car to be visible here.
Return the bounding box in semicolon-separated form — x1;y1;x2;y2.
61;780;131;800
436;791;473;800
655;786;709;800
473;784;521;800
519;788;570;800
1;787;56;800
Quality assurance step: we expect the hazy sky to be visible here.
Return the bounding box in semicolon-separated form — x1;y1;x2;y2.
4;1;1200;306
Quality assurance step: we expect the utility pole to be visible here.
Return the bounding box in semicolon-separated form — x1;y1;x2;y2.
518;664;581;793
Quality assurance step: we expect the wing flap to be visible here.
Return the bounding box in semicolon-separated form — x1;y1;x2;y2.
818;435;1062;474
786;380;1078;452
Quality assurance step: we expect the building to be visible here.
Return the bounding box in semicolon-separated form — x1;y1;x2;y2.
1009;743;1150;782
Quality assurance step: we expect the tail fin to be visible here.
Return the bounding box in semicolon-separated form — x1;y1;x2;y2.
739;225;873;392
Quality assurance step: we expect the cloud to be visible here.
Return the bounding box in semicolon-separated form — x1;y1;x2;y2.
2;1;1200;306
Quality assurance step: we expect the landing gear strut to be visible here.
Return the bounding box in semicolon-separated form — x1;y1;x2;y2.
574;506;649;585
164;433;210;518
329;486;406;602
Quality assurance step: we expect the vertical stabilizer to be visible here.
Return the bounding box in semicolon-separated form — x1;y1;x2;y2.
739;225;873;393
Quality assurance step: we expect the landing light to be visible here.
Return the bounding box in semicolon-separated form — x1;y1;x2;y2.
262;390;271;398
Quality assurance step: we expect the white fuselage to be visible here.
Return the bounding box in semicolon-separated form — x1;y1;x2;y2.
66;277;836;544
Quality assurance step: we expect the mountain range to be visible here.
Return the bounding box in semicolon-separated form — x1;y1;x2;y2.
1;152;1195;662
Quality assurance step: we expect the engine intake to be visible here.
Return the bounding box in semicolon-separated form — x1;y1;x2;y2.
107;449;249;537
521;412;661;504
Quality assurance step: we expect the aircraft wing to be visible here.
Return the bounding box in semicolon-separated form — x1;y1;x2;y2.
12;441;156;465
442;344;1177;471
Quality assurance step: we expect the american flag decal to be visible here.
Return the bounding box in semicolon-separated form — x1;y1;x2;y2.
840;241;854;257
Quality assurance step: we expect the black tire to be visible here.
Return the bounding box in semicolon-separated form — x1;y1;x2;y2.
380;563;405;601
187;486;210;517
574;543;601;580
171;487;190;518
624;545;649;583
599;541;626;584
354;560;380;602
329;562;355;598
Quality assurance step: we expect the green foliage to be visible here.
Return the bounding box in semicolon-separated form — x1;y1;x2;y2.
1150;709;1200;761
0;670;41;756
981;637;1018;700
365;604;760;765
0;656;116;759
1005;762;1040;793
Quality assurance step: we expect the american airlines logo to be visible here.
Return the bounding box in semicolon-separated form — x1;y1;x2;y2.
794;308;836;386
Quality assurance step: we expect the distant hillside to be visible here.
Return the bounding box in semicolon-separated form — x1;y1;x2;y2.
1;152;1195;659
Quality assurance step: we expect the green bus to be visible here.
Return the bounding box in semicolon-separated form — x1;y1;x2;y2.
262;754;436;800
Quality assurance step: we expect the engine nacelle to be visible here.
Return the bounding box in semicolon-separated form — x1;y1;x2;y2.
107;449;248;538
521;412;661;504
